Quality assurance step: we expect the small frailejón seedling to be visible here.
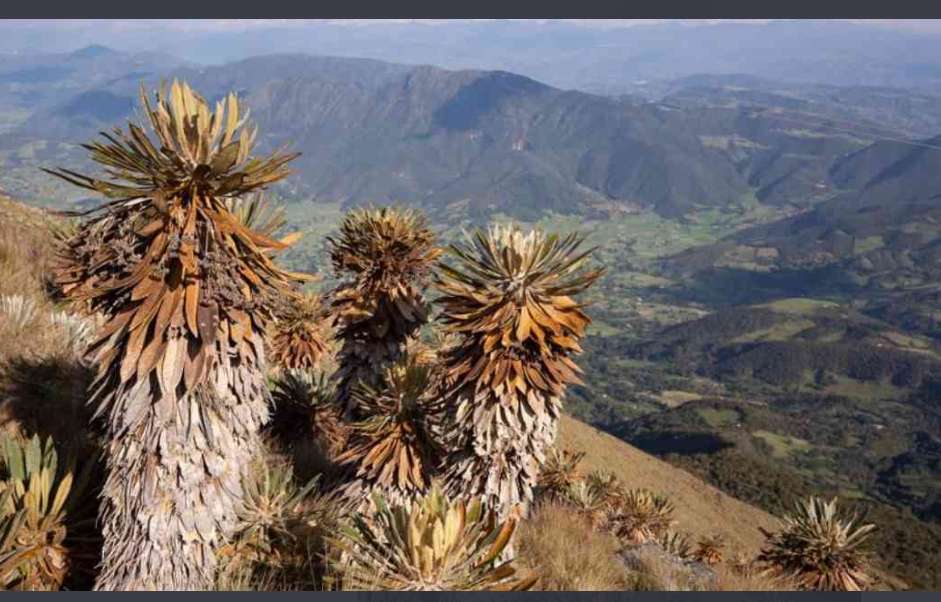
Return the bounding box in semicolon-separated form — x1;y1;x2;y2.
333;485;537;591
215;458;320;587
758;496;876;591
435;225;603;537
327;207;442;418
0;435;91;591
584;469;622;509
693;534;726;566
270;371;348;463
537;447;586;498
611;488;677;545
45;80;308;590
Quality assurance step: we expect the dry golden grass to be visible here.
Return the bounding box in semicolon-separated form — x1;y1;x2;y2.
625;545;704;591
517;499;783;591
517;501;629;591
713;563;789;591
0;196;104;589
0;197;60;363
0;197;95;443
557;415;779;561
0;196;55;298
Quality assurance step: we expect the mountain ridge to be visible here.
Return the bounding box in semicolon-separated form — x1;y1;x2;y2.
4;52;752;219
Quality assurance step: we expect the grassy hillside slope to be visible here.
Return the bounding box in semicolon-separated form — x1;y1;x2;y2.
559;415;777;559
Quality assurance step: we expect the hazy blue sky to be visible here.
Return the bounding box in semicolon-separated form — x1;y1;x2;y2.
3;18;941;94
3;19;941;33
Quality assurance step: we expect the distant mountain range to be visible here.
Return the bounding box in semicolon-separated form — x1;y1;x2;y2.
6;20;941;95
0;45;188;125
667;134;941;310
4;50;941;226
1;49;940;304
0;52;753;218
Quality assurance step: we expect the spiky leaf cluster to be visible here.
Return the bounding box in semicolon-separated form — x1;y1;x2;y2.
584;470;622;509
237;460;320;545
610;489;676;545
404;335;440;368
558;481;609;528
217;460;319;578
225;195;289;239
545;466;622;529
731;552;758;577
270;371;348;460
46;79;306;589
270;293;332;373
328;207;441;415
436;224;602;521
656;531;693;561
335;356;445;509
333;486;536;591
538;448;585;497
437;225;602;422
758;496;875;591
48;80;307;420
693;535;725;566
0;436;76;590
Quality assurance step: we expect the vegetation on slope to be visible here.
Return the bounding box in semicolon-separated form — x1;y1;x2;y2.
1;193;828;591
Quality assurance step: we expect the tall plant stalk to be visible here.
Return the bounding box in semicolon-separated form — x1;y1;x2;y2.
47;80;306;590
327;207;440;418
435;225;602;532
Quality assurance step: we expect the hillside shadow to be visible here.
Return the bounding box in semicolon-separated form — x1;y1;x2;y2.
0;355;104;590
665;265;862;307
626;431;733;456
0;355;99;454
432;71;547;131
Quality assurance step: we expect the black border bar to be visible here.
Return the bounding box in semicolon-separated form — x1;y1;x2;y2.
3;1;941;19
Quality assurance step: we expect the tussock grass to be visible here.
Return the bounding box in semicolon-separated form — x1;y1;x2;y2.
517;501;629;591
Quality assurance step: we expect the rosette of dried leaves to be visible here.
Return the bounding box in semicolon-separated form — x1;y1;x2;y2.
215;458;320;587
270;371;348;463
327;207;441;416
693;534;725;566
611;489;676;545
758;496;875;591
335;355;445;511
270;292;332;373
559;480;609;529
45;80;307;590
537;448;585;498
656;530;693;561
0;436;72;590
585;470;622;509
224;194;288;239
435;224;602;528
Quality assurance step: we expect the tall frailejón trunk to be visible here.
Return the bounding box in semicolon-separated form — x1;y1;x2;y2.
94;332;270;588
435;226;602;540
326;207;440;419
47;80;305;590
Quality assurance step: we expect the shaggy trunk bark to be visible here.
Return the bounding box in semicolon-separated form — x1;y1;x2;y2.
443;391;562;560
94;333;269;591
334;334;409;418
